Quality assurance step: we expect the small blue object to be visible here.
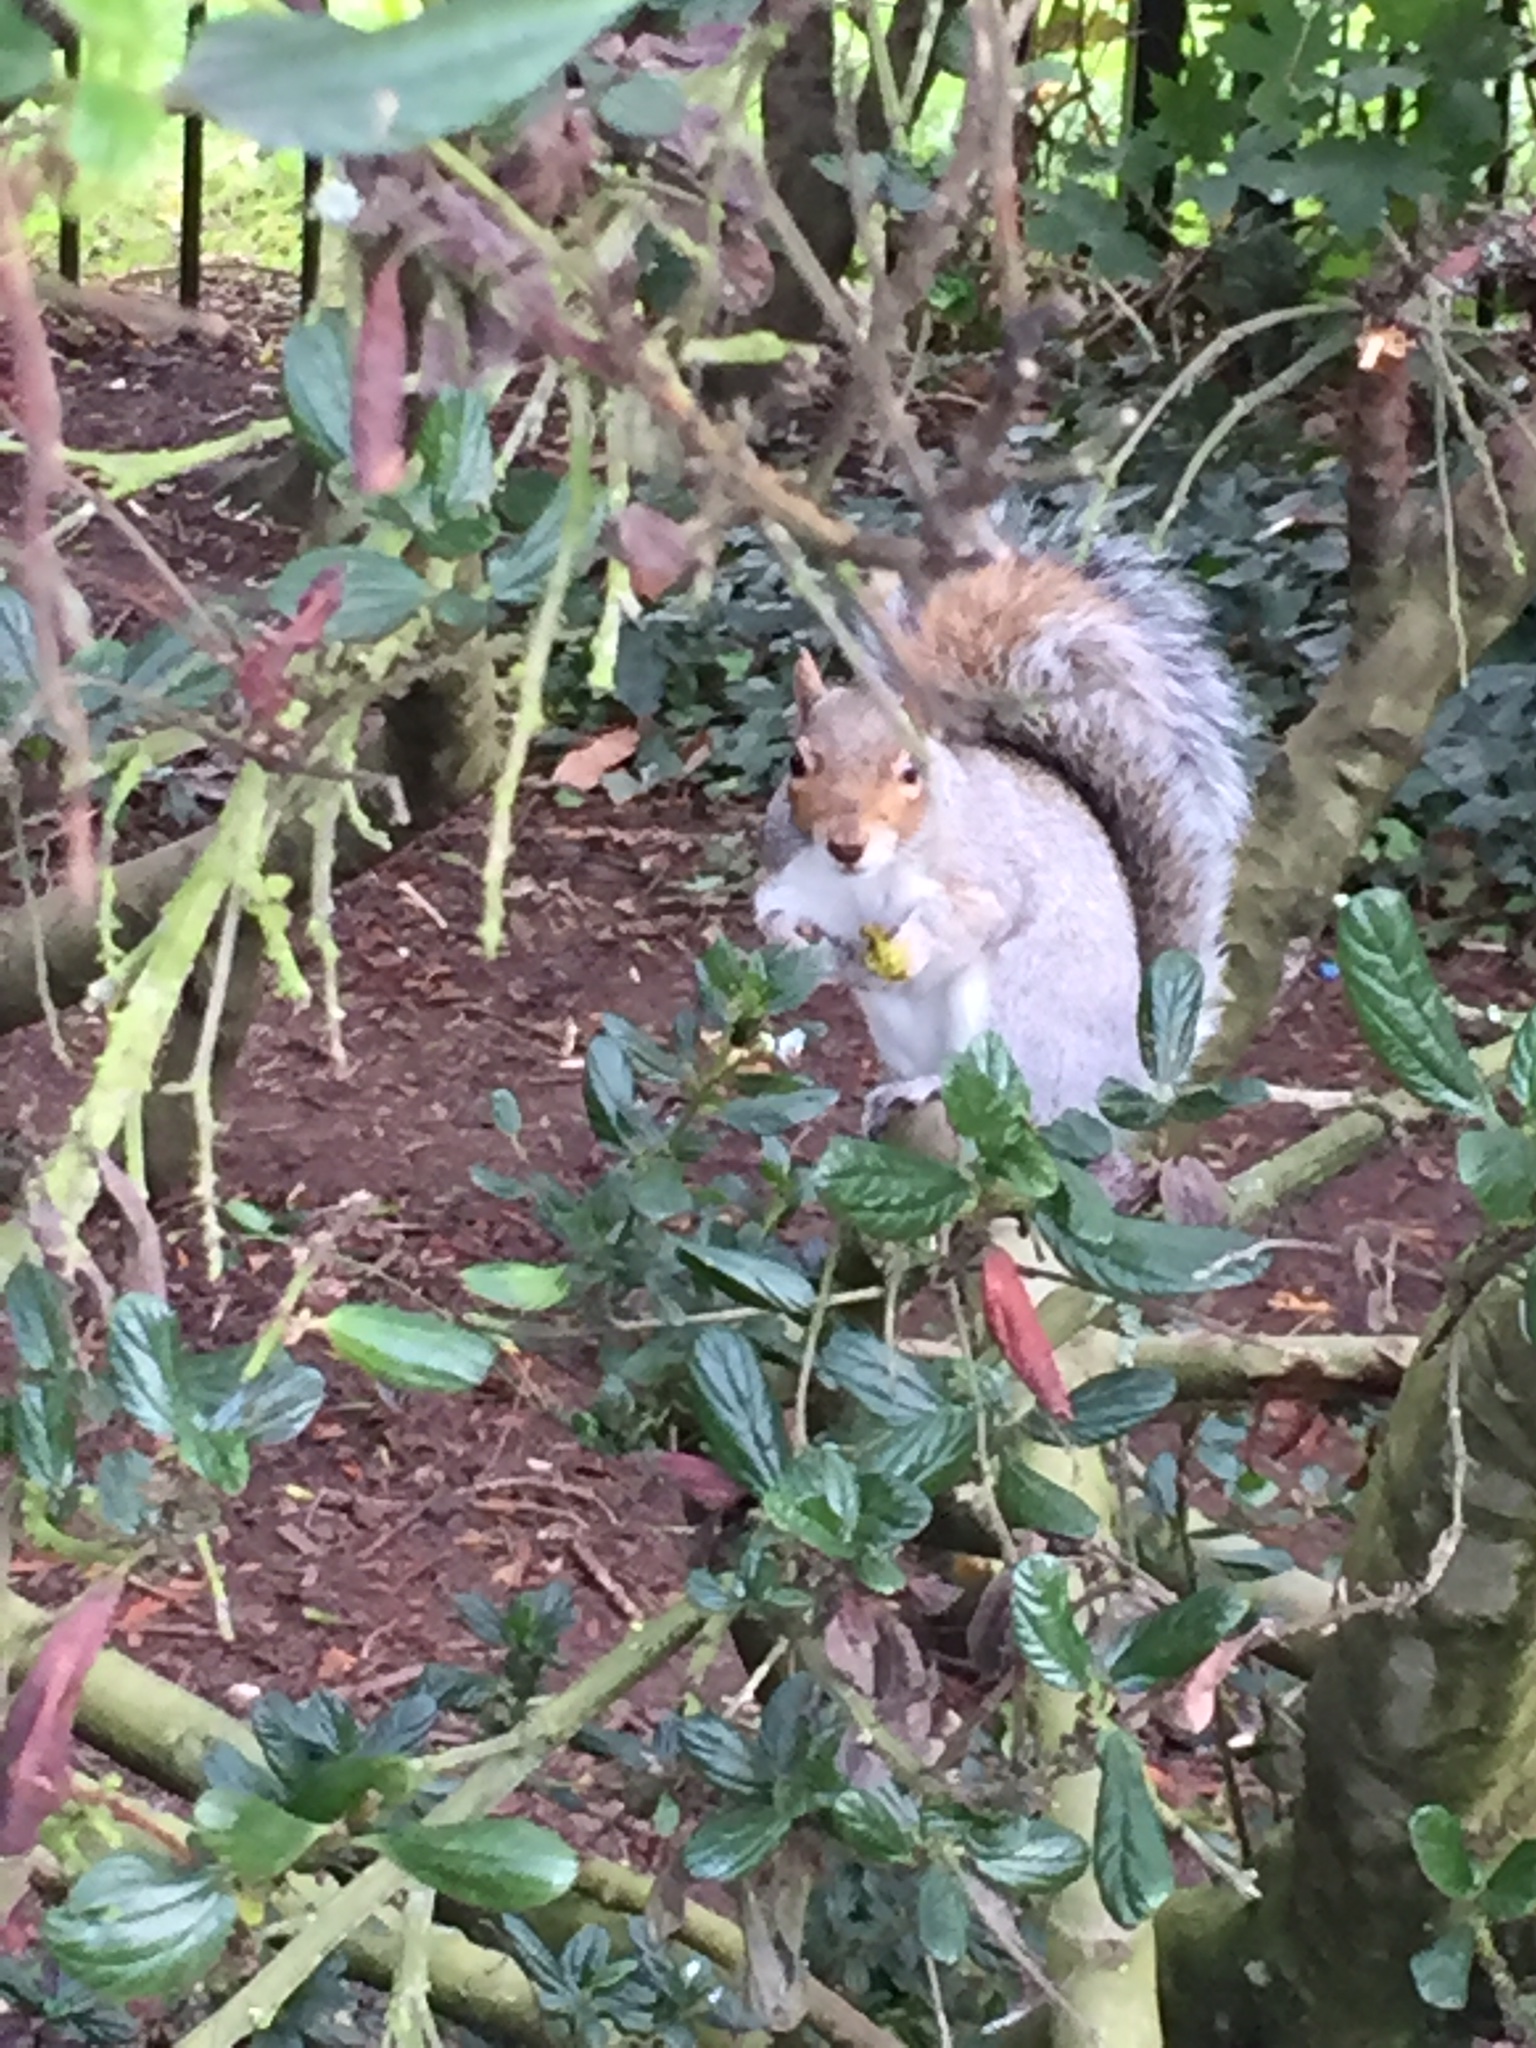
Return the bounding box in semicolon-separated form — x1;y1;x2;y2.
1318;959;1341;980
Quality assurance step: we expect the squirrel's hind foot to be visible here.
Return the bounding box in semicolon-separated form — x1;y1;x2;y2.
861;1075;944;1141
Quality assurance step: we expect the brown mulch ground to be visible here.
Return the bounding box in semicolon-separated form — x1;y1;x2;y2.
0;266;1529;1840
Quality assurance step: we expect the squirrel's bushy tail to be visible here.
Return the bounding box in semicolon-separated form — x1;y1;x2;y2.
880;504;1254;1010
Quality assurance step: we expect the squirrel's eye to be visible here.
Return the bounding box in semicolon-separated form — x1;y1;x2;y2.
896;757;921;787
790;747;810;779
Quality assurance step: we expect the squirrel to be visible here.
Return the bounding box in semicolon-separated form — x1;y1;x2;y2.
752;511;1254;1137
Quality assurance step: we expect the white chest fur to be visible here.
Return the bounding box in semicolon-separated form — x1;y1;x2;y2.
753;845;992;1079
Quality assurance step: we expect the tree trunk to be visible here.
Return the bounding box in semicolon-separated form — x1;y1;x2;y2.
1123;0;1186;243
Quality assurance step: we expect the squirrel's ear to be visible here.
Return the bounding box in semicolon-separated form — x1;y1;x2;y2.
792;648;828;720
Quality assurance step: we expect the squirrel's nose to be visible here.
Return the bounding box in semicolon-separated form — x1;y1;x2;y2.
826;837;866;870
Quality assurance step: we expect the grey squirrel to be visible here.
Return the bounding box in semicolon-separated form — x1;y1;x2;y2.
752;513;1254;1135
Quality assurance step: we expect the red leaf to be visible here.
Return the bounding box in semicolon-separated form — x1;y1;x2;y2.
649;1452;748;1511
1166;1628;1261;1736
981;1247;1073;1420
0;1577;122;1867
238;565;345;723
352;253;409;495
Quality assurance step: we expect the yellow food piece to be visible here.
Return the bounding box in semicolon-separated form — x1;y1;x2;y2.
861;923;913;981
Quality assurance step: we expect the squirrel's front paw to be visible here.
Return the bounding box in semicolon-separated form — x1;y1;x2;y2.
861;1075;942;1139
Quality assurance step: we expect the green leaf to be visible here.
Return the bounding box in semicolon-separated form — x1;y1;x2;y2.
459;1261;571;1311
942;1034;1059;1196
582;1033;639;1146
1407;1806;1479;1900
762;1444;862;1558
677;1716;767;1797
1010;1556;1094;1691
16;1377;76;1494
684;1804;793;1882
170;0;629;157
416;387;495;515
688;1329;790;1495
269;548;430;643
489;476;605;604
1138;949;1206;1088
0;581;39;730
1509;1011;1536;1118
1030;1368;1176;1448
966;1814;1090;1892
814;1325;940;1422
107;1292;180;1436
0;1;56;102
1336;889;1489;1116
1107;1587;1253;1689
1168;1076;1270;1123
1037;1200;1269;1299
374;1818;578;1912
95;1448;156;1535
5;1260;73;1376
491;1088;523;1139
677;1243;816;1315
324;1304;496;1393
282;312;351;467
1457;1123;1536;1225
995;1458;1100;1540
598;70;690;138
858;1407;974;1494
1409;1926;1474;2011
916;1864;970;1964
818;1136;973;1242
1093;1726;1175;1929
1481;1838;1536;1920
45;1854;236;2002
192;1788;327;1884
829;1783;922;1862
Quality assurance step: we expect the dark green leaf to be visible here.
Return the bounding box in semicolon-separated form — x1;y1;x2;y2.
582;1033;638;1146
814;1326;940;1423
1407;1806;1479;1900
0;2;56;101
1097;1080;1168;1132
107;1293;181;1436
858;1407;974;1493
0;582;38;730
1093;1726;1175;1928
416;387;494;515
718;1081;839;1135
818;1137;973;1242
191;1789;327;1884
1336;889;1489;1116
966;1814;1090;1892
1509;1011;1536;1118
209;1353;325;1448
95;1449;157;1535
1409;1926;1474;2011
16;1376;75;1493
282;313;351;466
829;1783;921;1862
1037;1205;1269;1299
762;1444;862;1557
5;1260;73;1375
374;1818;578;1911
942;1032;1032;1147
269;548;430;643
1029;1369;1176;1448
170;0;629;157
324;1304;496;1392
1010;1556;1094;1691
598;70;690;137
459;1261;571;1311
1168;1076;1270;1123
1041;1109;1114;1164
1138;949;1205;1088
995;1458;1100;1540
1457;1123;1536;1225
677;1715;766;1797
1107;1587;1252;1689
677;1243;816;1315
489;476;604;604
688;1329;790;1495
916;1865;970;1965
853;1469;934;1549
45;1855;236;2001
684;1804;793;1882
1481;1838;1536;1920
